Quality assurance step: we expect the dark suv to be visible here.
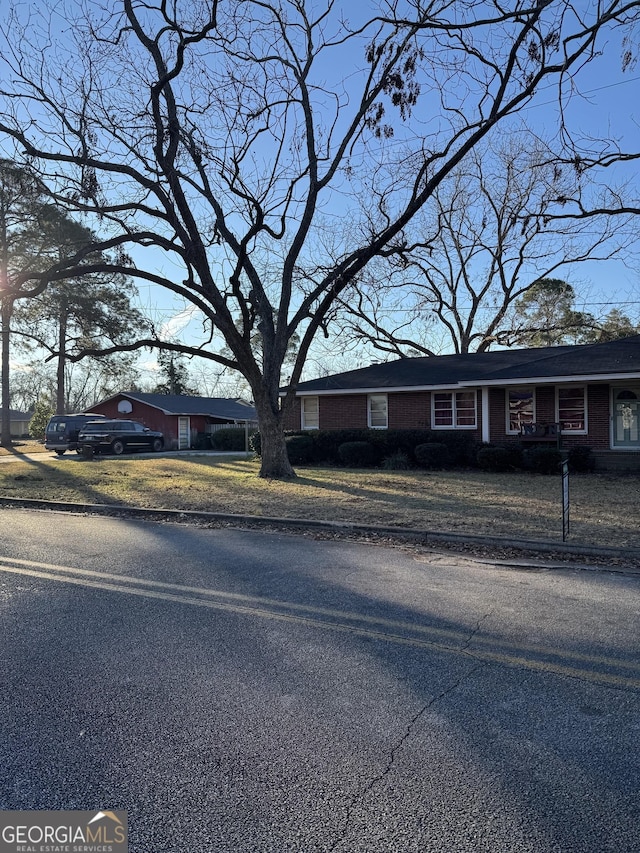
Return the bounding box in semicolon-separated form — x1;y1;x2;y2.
45;413;107;455
77;419;164;455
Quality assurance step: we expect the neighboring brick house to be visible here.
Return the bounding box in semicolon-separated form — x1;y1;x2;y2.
87;392;257;450
284;335;640;471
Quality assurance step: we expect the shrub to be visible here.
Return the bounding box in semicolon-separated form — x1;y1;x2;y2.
285;433;314;464
523;446;562;474
476;445;519;472
312;429;377;464
249;431;261;456
29;400;54;441
567;445;594;473
414;442;450;469
194;432;213;450
382;451;410;470
210;427;254;451
380;429;434;459
337;440;376;468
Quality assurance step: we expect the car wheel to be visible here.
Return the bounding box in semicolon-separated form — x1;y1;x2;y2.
111;439;125;455
152;438;163;452
55;450;65;456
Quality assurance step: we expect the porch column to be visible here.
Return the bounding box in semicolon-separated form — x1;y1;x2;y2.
481;387;490;444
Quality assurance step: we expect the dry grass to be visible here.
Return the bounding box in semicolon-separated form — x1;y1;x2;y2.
1;451;639;549
0;440;48;455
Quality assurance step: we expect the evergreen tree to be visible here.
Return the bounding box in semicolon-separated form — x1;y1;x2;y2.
28;400;54;440
0;160;54;445
14;215;147;413
152;351;199;396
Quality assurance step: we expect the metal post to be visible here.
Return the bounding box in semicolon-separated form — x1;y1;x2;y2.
561;459;570;541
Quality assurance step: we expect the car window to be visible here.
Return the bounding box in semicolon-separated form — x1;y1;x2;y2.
133;422;145;432
81;422;109;433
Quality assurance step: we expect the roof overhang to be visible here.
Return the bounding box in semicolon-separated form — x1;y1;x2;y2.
289;371;640;396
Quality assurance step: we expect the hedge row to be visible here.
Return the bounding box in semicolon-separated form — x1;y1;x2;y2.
476;443;594;474
250;428;594;474
251;428;477;468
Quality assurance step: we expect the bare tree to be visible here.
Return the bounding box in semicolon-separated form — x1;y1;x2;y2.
10;354;142;414
339;139;637;356
1;1;639;475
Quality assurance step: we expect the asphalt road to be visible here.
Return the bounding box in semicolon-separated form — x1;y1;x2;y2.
0;508;638;853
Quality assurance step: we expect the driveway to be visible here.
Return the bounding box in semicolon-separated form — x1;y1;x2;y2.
0;508;638;852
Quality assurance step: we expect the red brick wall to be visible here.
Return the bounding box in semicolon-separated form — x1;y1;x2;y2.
288;390;484;437
286;384;613;448
284;398;302;430
284;395;368;430
586;384;610;449
535;386;556;423
388;392;431;429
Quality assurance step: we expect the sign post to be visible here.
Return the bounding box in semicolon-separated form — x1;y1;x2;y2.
561;459;570;541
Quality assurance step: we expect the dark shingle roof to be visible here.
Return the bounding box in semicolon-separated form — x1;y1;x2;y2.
295;335;640;393
115;392;257;420
3;409;34;419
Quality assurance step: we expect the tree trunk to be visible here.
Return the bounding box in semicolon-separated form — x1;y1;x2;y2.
56;301;67;414
254;395;295;479
1;295;12;447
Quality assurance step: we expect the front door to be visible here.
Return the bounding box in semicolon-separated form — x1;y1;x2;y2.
178;416;191;450
613;389;640;448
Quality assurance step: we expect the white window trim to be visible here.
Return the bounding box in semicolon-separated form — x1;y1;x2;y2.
556;385;588;435
506;387;536;435
431;390;477;430
367;393;388;429
300;396;319;430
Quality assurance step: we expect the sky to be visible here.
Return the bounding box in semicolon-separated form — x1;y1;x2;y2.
3;1;640;394
132;21;640;382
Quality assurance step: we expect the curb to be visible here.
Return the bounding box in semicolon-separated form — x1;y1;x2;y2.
1;495;639;570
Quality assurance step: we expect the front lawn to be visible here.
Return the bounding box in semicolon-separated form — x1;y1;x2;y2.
0;454;638;549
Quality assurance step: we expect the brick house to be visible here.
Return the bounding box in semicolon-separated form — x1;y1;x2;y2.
284;335;640;471
87;392;257;450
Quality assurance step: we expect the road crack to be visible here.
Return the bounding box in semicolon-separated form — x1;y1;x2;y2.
329;659;487;852
461;610;494;651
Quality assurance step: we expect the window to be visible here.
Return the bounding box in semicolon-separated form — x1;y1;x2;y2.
558;387;586;433
301;396;319;430
368;394;388;429
432;391;477;429
507;388;534;434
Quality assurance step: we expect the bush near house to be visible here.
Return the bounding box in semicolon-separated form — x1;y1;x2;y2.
476;444;523;473
285;434;315;464
414;442;451;470
337;440;377;468
252;428;478;468
567;445;595;473
522;446;563;475
252;428;596;475
382;451;411;470
210;427;257;451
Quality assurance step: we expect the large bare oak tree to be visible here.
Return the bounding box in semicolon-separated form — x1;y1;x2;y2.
1;1;639;475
